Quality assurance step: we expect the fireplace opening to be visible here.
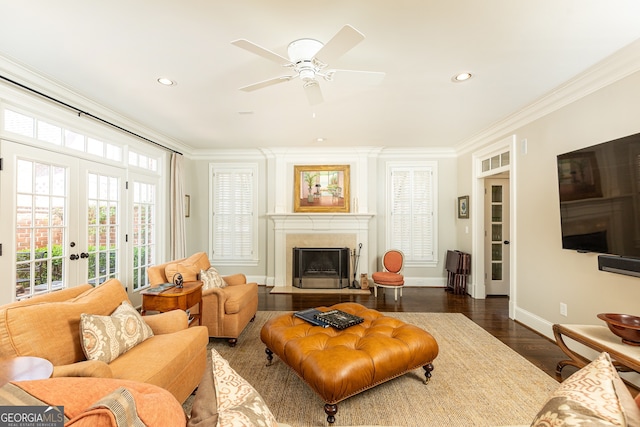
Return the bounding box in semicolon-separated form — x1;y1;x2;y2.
293;247;350;289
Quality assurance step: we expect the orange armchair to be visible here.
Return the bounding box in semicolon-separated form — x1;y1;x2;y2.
148;252;258;346
371;249;405;301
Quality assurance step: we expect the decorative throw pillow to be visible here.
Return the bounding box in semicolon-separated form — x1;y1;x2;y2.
165;252;211;282
531;352;640;427
210;349;279;427
80;301;154;363
200;267;228;290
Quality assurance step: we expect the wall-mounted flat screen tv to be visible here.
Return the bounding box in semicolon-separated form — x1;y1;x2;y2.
557;131;640;257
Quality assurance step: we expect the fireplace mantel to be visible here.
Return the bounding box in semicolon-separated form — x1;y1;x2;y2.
268;213;374;287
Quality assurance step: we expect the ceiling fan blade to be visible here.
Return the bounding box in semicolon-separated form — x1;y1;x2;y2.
314;25;365;65
328;69;386;85
239;75;295;92
304;83;324;105
231;39;291;66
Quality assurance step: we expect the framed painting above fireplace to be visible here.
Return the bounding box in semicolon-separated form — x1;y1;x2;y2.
294;165;350;213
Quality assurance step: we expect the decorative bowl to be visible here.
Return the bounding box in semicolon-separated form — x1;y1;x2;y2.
597;313;640;346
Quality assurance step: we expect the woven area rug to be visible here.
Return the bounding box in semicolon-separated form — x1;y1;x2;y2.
187;311;559;426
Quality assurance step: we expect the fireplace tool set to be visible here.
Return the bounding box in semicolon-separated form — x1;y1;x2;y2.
351;243;362;288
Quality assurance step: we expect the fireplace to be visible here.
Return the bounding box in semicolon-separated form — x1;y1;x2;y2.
293;247;350;289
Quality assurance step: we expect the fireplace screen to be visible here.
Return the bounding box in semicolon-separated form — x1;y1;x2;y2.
293;247;350;289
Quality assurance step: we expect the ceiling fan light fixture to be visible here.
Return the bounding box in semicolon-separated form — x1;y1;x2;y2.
452;72;473;83
299;68;316;84
287;39;323;63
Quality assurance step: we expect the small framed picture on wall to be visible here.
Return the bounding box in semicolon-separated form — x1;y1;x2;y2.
458;195;469;219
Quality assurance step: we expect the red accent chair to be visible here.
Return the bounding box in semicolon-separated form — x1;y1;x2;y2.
372;249;405;301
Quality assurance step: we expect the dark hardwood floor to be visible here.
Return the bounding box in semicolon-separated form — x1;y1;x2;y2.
257;285;576;382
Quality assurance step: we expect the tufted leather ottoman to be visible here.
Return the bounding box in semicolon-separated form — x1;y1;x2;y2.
260;302;439;424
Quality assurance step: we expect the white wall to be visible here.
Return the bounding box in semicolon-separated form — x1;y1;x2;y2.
183;148;458;286
459;69;640;339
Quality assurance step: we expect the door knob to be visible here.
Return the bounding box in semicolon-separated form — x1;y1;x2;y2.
70;254;79;260
503;240;510;245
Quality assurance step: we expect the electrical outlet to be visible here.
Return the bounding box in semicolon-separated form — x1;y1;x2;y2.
560;303;568;317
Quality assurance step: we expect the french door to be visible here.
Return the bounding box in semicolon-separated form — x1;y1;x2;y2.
0;140;127;305
484;178;510;296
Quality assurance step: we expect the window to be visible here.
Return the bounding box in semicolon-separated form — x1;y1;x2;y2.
387;162;437;266
3;107;123;162
210;164;258;264
128;150;158;172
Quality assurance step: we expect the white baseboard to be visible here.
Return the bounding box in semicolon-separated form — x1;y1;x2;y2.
513;306;555;340
263;275;447;288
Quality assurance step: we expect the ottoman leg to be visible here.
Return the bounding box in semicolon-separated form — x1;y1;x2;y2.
265;348;274;366
422;363;434;384
324;403;337;424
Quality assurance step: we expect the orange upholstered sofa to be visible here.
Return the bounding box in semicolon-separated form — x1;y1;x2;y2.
148;252;258;346
0;279;208;403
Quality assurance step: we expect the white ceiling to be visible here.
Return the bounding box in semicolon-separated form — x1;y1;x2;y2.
1;1;640;153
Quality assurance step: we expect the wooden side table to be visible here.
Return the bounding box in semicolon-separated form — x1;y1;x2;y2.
553;323;640;380
0;356;54;387
141;282;203;326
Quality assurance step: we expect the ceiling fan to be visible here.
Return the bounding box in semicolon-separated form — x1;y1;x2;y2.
231;25;385;105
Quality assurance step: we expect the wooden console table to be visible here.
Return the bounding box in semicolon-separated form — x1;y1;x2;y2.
141;282;202;326
553;323;640;378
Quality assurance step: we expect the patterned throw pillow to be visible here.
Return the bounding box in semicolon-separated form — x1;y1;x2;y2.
531;352;640;426
200;267;228;290
80;301;154;363
211;349;279;427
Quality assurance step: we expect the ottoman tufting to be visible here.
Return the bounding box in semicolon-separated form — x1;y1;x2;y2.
260;302;439;424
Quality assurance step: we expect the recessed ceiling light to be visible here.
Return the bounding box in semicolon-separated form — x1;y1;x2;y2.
315;137;326;143
157;77;177;86
452;72;473;83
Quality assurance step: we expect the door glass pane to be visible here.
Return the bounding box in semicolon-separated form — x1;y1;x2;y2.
132;181;156;291
482;159;490;172
15;160;67;299
87;172;119;286
491;185;502;203
492;262;502;280
492;243;502;261
492;224;502;241
492;205;502;222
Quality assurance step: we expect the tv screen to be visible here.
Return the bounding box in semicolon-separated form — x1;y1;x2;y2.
557;131;640;257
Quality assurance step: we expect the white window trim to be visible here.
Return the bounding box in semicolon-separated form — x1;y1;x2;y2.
385;160;438;268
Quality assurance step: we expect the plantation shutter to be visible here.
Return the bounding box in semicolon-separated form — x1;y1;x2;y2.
212;167;254;260
390;166;435;262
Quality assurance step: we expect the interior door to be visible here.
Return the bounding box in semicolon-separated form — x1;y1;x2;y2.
484;178;510;296
0;140;127;304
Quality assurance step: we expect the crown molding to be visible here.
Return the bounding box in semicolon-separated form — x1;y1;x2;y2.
0;55;190;156
455;38;640;156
